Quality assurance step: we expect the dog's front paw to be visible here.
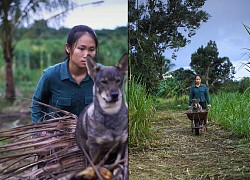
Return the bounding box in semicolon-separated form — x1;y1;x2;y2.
100;167;112;179
72;166;113;180
73;166;96;180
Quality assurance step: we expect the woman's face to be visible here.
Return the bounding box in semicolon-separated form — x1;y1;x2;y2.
195;76;201;85
66;33;96;68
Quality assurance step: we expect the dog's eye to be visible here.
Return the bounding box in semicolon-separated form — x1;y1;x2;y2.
101;80;108;84
116;79;121;83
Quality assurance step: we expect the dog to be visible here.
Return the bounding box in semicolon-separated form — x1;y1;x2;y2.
75;54;128;165
190;99;209;132
191;99;203;112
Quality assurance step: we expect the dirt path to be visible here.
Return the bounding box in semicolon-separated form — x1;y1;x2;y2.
129;109;250;179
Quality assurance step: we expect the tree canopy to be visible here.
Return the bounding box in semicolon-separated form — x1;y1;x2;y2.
129;0;210;94
190;40;235;92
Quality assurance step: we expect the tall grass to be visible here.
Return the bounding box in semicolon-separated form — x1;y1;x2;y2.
156;96;189;111
209;91;250;137
129;77;155;147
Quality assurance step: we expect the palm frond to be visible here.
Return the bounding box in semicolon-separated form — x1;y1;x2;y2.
243;23;250;35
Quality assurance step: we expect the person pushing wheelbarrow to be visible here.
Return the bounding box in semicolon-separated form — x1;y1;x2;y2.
186;75;211;135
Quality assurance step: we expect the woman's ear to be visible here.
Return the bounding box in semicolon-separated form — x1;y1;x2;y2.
65;43;70;54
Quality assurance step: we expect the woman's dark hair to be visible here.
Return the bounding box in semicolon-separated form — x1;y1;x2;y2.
65;25;98;59
195;75;201;79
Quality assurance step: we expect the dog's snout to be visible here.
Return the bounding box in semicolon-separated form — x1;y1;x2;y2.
110;91;119;101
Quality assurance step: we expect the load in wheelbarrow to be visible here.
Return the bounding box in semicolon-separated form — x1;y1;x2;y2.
185;110;209;135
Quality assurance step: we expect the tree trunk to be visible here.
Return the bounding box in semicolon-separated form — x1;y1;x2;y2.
2;28;15;101
205;77;209;92
5;58;15;101
2;1;16;102
205;68;209;92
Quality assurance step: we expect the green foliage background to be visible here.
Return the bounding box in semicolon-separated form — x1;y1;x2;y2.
0;25;128;97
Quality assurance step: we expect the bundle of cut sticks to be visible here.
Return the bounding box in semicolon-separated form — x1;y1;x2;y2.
0;103;128;180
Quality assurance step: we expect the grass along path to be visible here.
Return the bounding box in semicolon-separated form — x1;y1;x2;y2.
129;109;250;179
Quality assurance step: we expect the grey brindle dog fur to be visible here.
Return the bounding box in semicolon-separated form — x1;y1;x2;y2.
75;54;128;165
191;99;203;112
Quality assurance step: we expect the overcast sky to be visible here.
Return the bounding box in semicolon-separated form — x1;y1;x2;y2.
61;0;127;30
168;0;250;80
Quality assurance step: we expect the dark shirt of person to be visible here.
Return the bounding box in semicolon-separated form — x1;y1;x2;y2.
31;59;93;123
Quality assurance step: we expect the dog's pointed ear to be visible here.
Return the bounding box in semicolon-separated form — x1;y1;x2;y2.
115;54;128;73
86;55;100;79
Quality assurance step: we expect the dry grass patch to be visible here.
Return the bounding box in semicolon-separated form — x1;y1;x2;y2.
129;109;250;179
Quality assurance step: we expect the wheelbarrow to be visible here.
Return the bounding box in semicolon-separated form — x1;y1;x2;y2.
185;110;209;135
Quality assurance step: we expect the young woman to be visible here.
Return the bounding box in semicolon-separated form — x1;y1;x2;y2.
188;75;211;110
31;25;98;123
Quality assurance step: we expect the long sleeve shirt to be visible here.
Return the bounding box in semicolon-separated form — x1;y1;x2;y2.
31;59;94;123
189;83;210;106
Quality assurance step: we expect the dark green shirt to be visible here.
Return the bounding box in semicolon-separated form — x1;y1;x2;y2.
189;83;210;106
31;59;93;123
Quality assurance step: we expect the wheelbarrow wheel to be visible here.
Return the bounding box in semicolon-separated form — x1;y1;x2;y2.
194;120;200;135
